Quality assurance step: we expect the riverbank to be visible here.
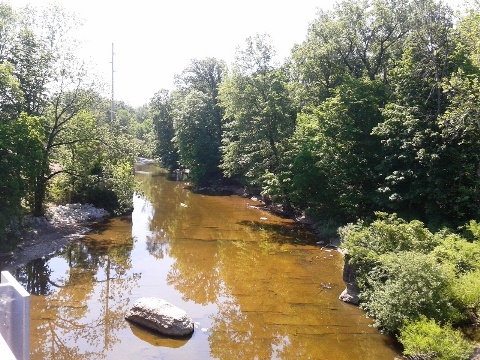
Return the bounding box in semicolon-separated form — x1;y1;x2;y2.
0;204;109;271
190;183;340;247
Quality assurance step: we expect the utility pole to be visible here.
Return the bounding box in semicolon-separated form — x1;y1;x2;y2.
111;43;114;122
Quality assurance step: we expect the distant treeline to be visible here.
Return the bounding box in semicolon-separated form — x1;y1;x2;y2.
150;0;480;232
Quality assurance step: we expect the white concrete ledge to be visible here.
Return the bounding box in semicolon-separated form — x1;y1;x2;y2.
0;333;17;360
0;271;30;360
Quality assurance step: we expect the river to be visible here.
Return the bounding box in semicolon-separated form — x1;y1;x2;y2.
14;162;401;359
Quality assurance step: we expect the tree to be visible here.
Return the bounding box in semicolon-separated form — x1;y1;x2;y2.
0;61;23;123
130;104;156;158
288;0;411;108
0;3;16;62
389;0;455;117
437;6;480;223
0;113;44;242
5;4;103;215
0;3;137;223
219;34;296;211
172;58;225;186
8;27;52;117
289;77;387;220
371;0;480;227
150;89;179;170
173;89;223;185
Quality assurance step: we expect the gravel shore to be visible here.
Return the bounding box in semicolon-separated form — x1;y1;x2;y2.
0;204;109;271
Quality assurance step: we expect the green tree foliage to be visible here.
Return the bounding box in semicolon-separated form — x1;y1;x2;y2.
0;3;15;61
390;0;455;116
289;0;479;230
0;113;44;238
144;0;478;231
130;104;156;158
150;89;179;170
0;2;139;240
289;78;386;220
173;89;223;185
0;62;22;122
171;58;225;186
372;103;449;221
288;0;410;107
219;34;296;210
47;95;140;215
370;0;480;227
0;4;102;216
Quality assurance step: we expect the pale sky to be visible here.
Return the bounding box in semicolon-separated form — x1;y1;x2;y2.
6;0;467;107
7;0;339;107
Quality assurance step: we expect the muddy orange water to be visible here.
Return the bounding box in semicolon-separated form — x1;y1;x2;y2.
16;163;401;359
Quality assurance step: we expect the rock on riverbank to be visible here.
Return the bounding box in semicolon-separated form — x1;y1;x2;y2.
46;203;109;225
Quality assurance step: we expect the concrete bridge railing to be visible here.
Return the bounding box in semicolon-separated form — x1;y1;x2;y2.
0;271;30;360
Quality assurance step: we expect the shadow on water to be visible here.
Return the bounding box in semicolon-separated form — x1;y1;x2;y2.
127;322;192;347
88;216;132;235
237;220;320;246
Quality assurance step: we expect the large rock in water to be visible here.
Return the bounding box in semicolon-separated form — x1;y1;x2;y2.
338;252;361;305
125;298;194;337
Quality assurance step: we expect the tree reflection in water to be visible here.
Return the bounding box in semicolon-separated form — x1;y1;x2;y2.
11;164;402;359
16;217;140;360
16;258;53;295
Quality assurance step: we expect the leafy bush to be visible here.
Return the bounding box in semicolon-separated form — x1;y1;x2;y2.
450;269;480;322
339;213;440;287
399;317;474;360
340;213;439;256
81;186;118;214
361;251;460;333
466;220;480;241
431;233;480;274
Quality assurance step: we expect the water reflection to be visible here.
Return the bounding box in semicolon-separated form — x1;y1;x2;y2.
16;162;401;359
16;258;52;295
167;239;222;305
128;322;190;348
18;217;140;359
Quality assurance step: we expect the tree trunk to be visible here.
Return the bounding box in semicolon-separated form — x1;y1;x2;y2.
32;175;46;217
280;186;294;216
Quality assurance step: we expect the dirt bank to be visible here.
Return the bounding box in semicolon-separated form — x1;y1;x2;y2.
0;204;109;271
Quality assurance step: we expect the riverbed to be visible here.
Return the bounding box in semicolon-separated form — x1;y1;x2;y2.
13;162;401;359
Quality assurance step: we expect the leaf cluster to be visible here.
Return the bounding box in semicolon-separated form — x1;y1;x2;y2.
340;213;480;357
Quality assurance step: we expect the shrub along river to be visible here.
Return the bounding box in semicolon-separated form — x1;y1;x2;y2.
14;162;401;359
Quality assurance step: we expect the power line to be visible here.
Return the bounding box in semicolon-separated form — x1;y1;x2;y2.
111;43;115;121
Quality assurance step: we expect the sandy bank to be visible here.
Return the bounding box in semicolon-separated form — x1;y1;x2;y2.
0;204;109;271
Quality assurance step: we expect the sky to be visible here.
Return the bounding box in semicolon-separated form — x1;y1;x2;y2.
7;0;467;107
7;0;340;107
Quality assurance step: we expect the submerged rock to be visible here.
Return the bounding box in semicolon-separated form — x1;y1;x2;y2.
125;297;194;337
